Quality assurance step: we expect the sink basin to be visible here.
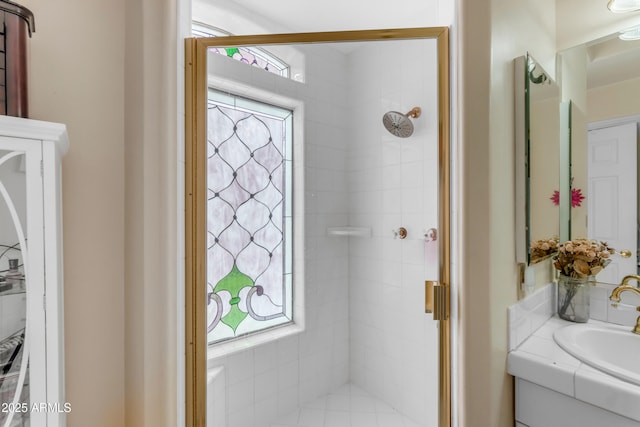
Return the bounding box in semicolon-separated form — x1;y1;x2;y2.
553;322;640;386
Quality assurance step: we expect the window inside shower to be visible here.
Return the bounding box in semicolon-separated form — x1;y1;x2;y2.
192;22;290;78
205;89;294;344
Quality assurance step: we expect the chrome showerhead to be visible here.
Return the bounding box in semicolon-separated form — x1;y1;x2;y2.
382;107;421;138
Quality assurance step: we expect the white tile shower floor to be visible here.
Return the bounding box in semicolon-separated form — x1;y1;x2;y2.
270;383;425;427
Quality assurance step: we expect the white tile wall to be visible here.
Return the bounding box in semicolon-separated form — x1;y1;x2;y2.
208;367;226;427
590;281;640;327
346;39;440;426
206;37;444;427
507;282;556;351
508;277;640;352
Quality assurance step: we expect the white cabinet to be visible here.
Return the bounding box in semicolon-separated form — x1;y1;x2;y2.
0;116;67;426
516;378;640;427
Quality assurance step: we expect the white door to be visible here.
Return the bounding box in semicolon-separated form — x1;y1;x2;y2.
587;122;637;285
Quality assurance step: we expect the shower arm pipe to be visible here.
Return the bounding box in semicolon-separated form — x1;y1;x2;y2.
406;107;421;118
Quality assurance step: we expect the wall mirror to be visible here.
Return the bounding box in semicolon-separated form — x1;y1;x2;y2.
559;29;640;286
185;27;451;427
515;53;564;267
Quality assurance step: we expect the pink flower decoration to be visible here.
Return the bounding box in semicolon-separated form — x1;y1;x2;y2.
550;188;585;208
571;188;585;208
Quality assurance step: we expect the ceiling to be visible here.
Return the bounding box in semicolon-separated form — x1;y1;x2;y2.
223;0;442;33
557;0;640;88
586;35;640;88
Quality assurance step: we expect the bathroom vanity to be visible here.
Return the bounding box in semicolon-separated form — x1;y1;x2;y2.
0;116;67;426
509;316;640;426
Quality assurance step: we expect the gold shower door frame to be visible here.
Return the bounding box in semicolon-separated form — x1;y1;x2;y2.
185;27;451;427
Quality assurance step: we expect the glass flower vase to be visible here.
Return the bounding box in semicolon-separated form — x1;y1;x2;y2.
557;274;593;323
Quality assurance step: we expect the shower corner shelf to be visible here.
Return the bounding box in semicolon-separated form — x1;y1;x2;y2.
326;226;372;238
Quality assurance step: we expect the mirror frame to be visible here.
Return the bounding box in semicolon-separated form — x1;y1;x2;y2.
514;54;528;265
515;53;568;268
559;100;572;243
185;28;451;427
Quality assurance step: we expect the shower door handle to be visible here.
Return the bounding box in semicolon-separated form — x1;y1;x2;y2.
425;280;449;320
425;280;435;313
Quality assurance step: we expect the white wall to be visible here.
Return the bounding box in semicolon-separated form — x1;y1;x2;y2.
459;0;556;425
19;1;127;425
557;0;640;246
530;95;561;242
124;0;179;425
559;46;589;238
588;77;640;122
346;39;440;425
588;76;640;252
557;0;640;52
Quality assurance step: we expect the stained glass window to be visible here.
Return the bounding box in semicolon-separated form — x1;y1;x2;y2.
192;23;290;78
206;89;293;344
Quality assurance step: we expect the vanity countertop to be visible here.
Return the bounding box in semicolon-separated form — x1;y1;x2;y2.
508;316;640;422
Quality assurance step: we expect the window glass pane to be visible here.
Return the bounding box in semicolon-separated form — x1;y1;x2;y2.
206;89;293;344
192;23;290;78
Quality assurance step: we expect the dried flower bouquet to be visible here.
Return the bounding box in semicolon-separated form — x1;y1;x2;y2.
553;238;613;322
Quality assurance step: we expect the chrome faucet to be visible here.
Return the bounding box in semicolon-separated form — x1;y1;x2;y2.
609;275;640;335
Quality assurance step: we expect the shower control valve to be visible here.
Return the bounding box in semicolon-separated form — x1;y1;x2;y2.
424;228;437;242
392;227;408;239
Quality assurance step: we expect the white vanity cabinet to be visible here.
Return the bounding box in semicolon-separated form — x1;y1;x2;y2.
0;116;68;427
516;378;640;427
509;317;640;427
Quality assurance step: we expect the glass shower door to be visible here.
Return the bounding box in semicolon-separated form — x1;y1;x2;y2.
186;27;451;427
